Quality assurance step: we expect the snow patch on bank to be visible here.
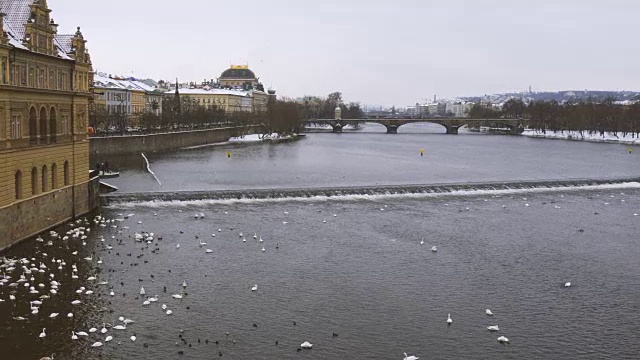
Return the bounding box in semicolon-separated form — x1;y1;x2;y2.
523;130;640;145
228;133;295;143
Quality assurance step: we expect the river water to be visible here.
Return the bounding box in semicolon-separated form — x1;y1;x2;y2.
2;125;640;359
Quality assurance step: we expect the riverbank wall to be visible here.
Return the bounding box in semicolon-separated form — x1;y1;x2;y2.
523;130;640;146
0;176;100;251
90;126;260;157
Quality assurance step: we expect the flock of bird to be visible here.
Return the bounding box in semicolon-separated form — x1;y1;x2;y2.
1;189;633;359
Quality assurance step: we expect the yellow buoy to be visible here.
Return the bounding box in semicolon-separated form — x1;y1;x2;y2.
629;147;633;154
420;148;424;156
227;151;231;158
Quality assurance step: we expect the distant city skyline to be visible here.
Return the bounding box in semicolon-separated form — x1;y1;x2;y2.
48;0;640;106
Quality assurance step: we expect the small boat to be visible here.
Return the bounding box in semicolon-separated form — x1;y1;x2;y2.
99;171;120;179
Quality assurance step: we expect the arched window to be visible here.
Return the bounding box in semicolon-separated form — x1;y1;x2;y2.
39;107;47;144
51;163;57;189
49;107;57;143
31;167;38;195
41;165;48;192
63;161;70;186
29;107;37;144
15;170;22;199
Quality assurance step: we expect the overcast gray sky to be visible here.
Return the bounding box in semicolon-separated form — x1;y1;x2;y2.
50;0;638;106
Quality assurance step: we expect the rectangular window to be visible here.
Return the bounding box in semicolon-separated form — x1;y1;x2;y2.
62;115;69;135
20;65;27;85
11;115;22;139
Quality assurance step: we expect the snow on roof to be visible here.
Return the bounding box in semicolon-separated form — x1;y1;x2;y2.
0;0;77;60
93;74;164;93
168;88;252;97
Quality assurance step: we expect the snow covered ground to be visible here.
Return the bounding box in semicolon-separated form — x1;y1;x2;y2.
228;133;298;143
523;130;640;146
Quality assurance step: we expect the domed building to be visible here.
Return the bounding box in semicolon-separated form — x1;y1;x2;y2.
218;65;260;89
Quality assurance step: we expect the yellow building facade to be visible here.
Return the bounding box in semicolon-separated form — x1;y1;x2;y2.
0;0;95;248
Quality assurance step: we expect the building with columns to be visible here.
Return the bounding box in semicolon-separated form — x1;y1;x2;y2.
0;0;96;248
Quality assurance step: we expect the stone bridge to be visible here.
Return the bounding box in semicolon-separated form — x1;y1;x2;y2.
306;118;527;134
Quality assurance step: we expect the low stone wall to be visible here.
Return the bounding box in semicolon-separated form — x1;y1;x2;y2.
90;126;259;156
0;177;100;251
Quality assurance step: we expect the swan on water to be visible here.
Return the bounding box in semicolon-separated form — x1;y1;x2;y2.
162;304;167;310
182;281;187;288
71;300;81;305
420;238;424;245
130;335;137;341
403;353;419;360
262;246;266;252
89;327;97;333
259;237;263;243
140;286;146;295
253;233;257;239
101;323;108;334
166;309;173;315
205;249;213;253
67;313;73;318
176;244;180;249
105;335;113;342
172;294;183;299
487;325;500;331
300;341;313;349
498;336;509;343
431;246;437;252
486;309;493;316
39;328;46;338
251;285;258;291
91;341;103;347
113;323;126;330
71;331;78;340
123;319;135;324
110;290;115;296
119;316;125;322
447;314;452;324
239;232;243;237
76;331;88;336
49;313;59;318
564;282;571;287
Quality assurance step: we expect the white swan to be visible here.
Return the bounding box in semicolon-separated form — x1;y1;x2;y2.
420;238;424;245
251;285;258;291
76;331;88;336
403;353;419;360
300;341;313;349
431;246;437;252
172;294;183;299
447;314;452;324
205;249;213;253
564;282;571;287
89;327;97;333
486;309;493;316
105;335;113;342
71;300;81;305
113;323;126;330
182;281;187;288
140;286;146;295
91;341;103;347
166;309;173;315
130;335;136;341
39;328;46;338
162;304;167;310
487;325;500;331
261;246;266;252
101;323;108;334
253;233;257;239
71;331;78;340
497;336;509;343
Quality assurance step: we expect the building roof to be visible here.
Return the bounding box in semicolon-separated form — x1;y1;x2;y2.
93;74;157;93
0;0;77;59
167;88;252;97
219;66;257;80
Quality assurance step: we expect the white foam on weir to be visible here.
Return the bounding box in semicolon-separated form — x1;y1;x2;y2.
107;182;640;209
141;153;162;187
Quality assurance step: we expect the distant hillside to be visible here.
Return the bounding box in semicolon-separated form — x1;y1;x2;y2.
460;90;640;104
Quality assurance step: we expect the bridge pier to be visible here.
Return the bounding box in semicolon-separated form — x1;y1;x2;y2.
445;126;460;134
332;123;343;133
385;125;398;134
